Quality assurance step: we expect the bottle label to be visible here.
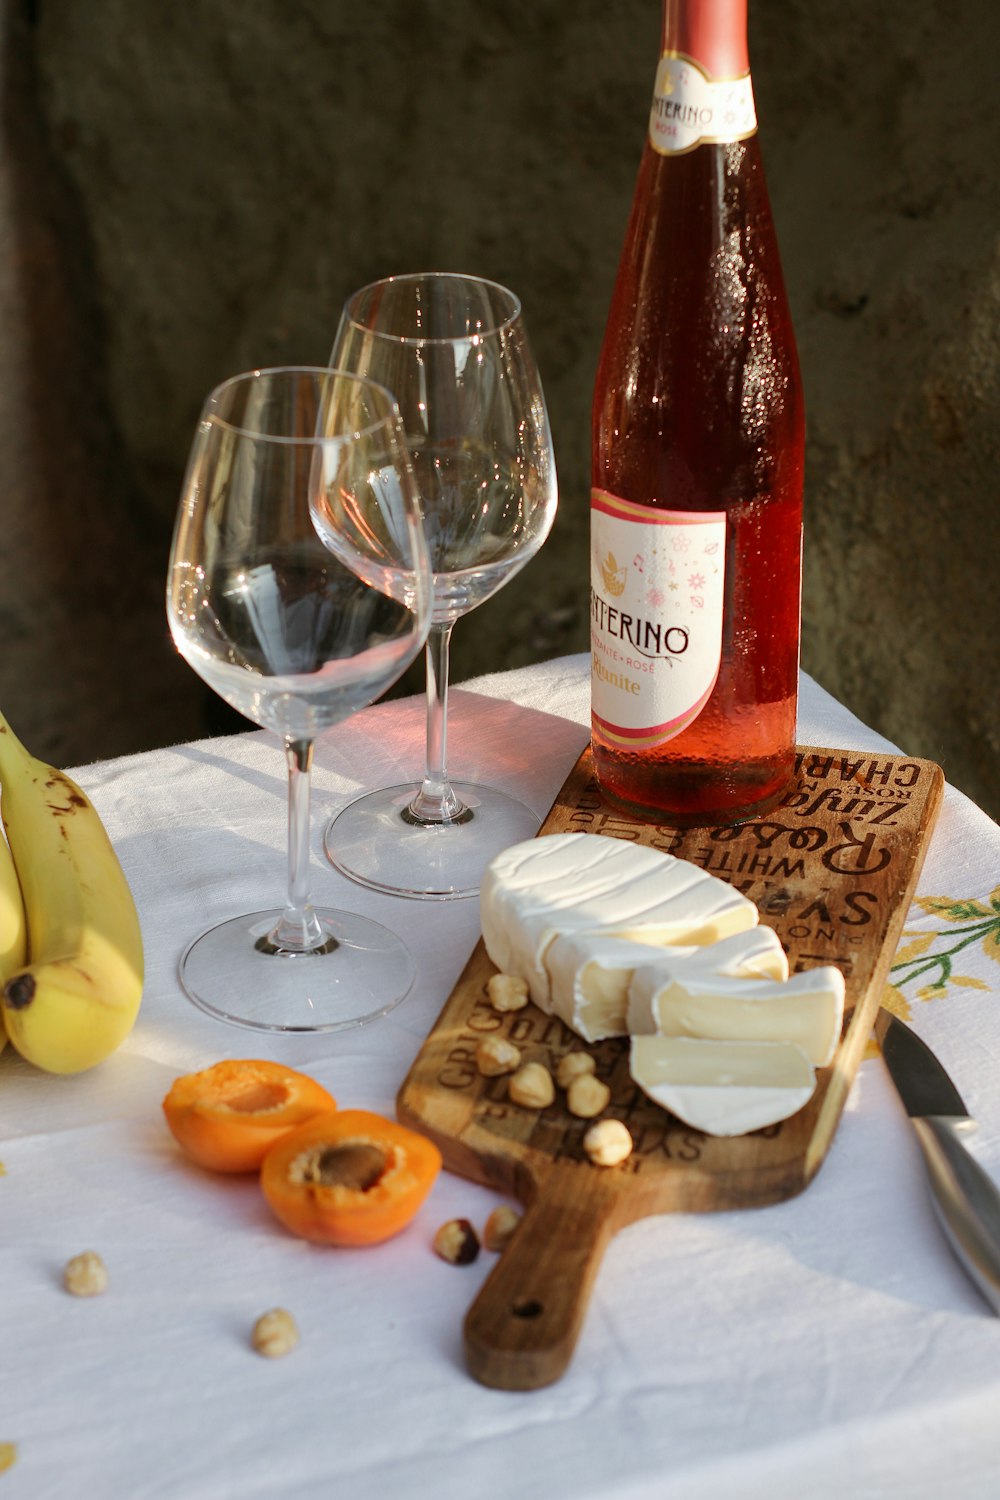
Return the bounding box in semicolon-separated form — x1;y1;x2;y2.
591;490;726;748
649;52;757;156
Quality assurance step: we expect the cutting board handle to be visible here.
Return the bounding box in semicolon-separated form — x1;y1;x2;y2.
463;1174;619;1390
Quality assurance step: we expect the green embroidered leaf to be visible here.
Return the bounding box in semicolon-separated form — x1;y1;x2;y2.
916;895;991;922
990;884;1000;914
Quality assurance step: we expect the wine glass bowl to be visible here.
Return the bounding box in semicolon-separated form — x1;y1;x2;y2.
340;277;553;621
323;273;558;899
167;366;431;1031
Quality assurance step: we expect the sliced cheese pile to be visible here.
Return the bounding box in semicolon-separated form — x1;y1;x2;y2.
480;833;847;1136
547;924;788;1044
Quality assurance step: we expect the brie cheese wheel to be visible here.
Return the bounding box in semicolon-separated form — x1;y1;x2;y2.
630;1035;816;1136
480;833;759;1010
546;925;788;1045
629;960;844;1067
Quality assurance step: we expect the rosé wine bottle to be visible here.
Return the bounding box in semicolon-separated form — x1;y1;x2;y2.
591;0;804;827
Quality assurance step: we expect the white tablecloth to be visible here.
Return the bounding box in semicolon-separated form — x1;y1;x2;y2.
3;654;1000;1499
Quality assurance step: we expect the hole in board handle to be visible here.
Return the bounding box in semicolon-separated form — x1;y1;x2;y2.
511;1298;544;1320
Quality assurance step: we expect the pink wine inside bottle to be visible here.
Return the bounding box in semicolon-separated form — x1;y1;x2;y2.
591;0;804;826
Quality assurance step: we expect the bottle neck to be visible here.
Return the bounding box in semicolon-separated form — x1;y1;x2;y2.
661;0;749;79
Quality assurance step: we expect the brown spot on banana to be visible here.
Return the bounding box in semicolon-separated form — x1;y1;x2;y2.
3;975;36;1010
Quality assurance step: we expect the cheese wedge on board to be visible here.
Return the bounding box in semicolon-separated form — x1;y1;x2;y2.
629;1035;816;1135
480;833;758;1009
546;925;789;1045
628;963;844;1066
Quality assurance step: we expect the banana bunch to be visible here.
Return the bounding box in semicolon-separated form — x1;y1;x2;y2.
0;711;144;1074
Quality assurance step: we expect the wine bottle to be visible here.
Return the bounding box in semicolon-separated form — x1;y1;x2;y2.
591;0;804;826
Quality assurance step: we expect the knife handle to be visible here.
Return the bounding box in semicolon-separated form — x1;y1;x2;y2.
911;1115;1000;1314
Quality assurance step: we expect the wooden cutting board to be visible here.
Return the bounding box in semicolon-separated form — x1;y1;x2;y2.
397;745;944;1390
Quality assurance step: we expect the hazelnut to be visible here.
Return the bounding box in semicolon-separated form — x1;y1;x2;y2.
583;1119;633;1167
555;1051;597;1090
508;1061;555;1110
567;1073;611;1119
251;1307;299;1358
486;974;530;1012
63;1251;108;1297
475;1035;522;1078
433;1218;480;1265
483;1205;521;1253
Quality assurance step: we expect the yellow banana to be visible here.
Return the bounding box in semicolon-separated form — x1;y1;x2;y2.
0;711;143;1074
0;822;27;1055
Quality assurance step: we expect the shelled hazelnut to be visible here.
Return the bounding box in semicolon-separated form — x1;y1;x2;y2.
63;1251;108;1298
475;1035;522;1077
583;1119;633;1168
567;1073;611;1119
555;1051;597;1090
486;974;530;1013
508;1062;555;1110
251;1308;299;1358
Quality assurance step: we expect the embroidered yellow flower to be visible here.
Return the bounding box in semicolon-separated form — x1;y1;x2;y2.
889;884;1000;1000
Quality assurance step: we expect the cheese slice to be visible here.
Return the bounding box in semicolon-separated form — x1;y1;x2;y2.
480;832;759;1010
629;964;844;1066
546;925;788;1045
625;927;789;1035
630;1035;816;1136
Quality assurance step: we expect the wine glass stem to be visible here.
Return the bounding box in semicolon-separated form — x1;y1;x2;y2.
406;621;469;825
264;737;334;954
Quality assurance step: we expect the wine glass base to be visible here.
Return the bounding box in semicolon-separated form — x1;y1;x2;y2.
178;908;416;1033
324;782;541;900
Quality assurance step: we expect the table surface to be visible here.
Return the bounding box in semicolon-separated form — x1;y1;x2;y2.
3;654;1000;1500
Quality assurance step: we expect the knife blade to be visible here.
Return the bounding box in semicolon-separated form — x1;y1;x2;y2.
875;1007;1000;1314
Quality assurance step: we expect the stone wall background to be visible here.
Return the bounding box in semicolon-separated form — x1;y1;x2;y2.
1;0;997;818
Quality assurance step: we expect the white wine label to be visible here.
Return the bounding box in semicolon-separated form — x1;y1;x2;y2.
591;490;726;748
649;52;756;156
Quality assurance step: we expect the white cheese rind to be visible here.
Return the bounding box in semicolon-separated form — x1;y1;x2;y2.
629;1035;816;1136
480;833;758;1009
545;935;669;1043
547;925;788;1045
629;964;844;1067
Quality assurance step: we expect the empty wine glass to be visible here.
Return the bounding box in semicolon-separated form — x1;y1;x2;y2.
166;367;431;1031
323;273;558;899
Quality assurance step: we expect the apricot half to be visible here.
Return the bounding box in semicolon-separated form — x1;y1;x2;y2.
163;1059;337;1173
260;1109;442;1247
